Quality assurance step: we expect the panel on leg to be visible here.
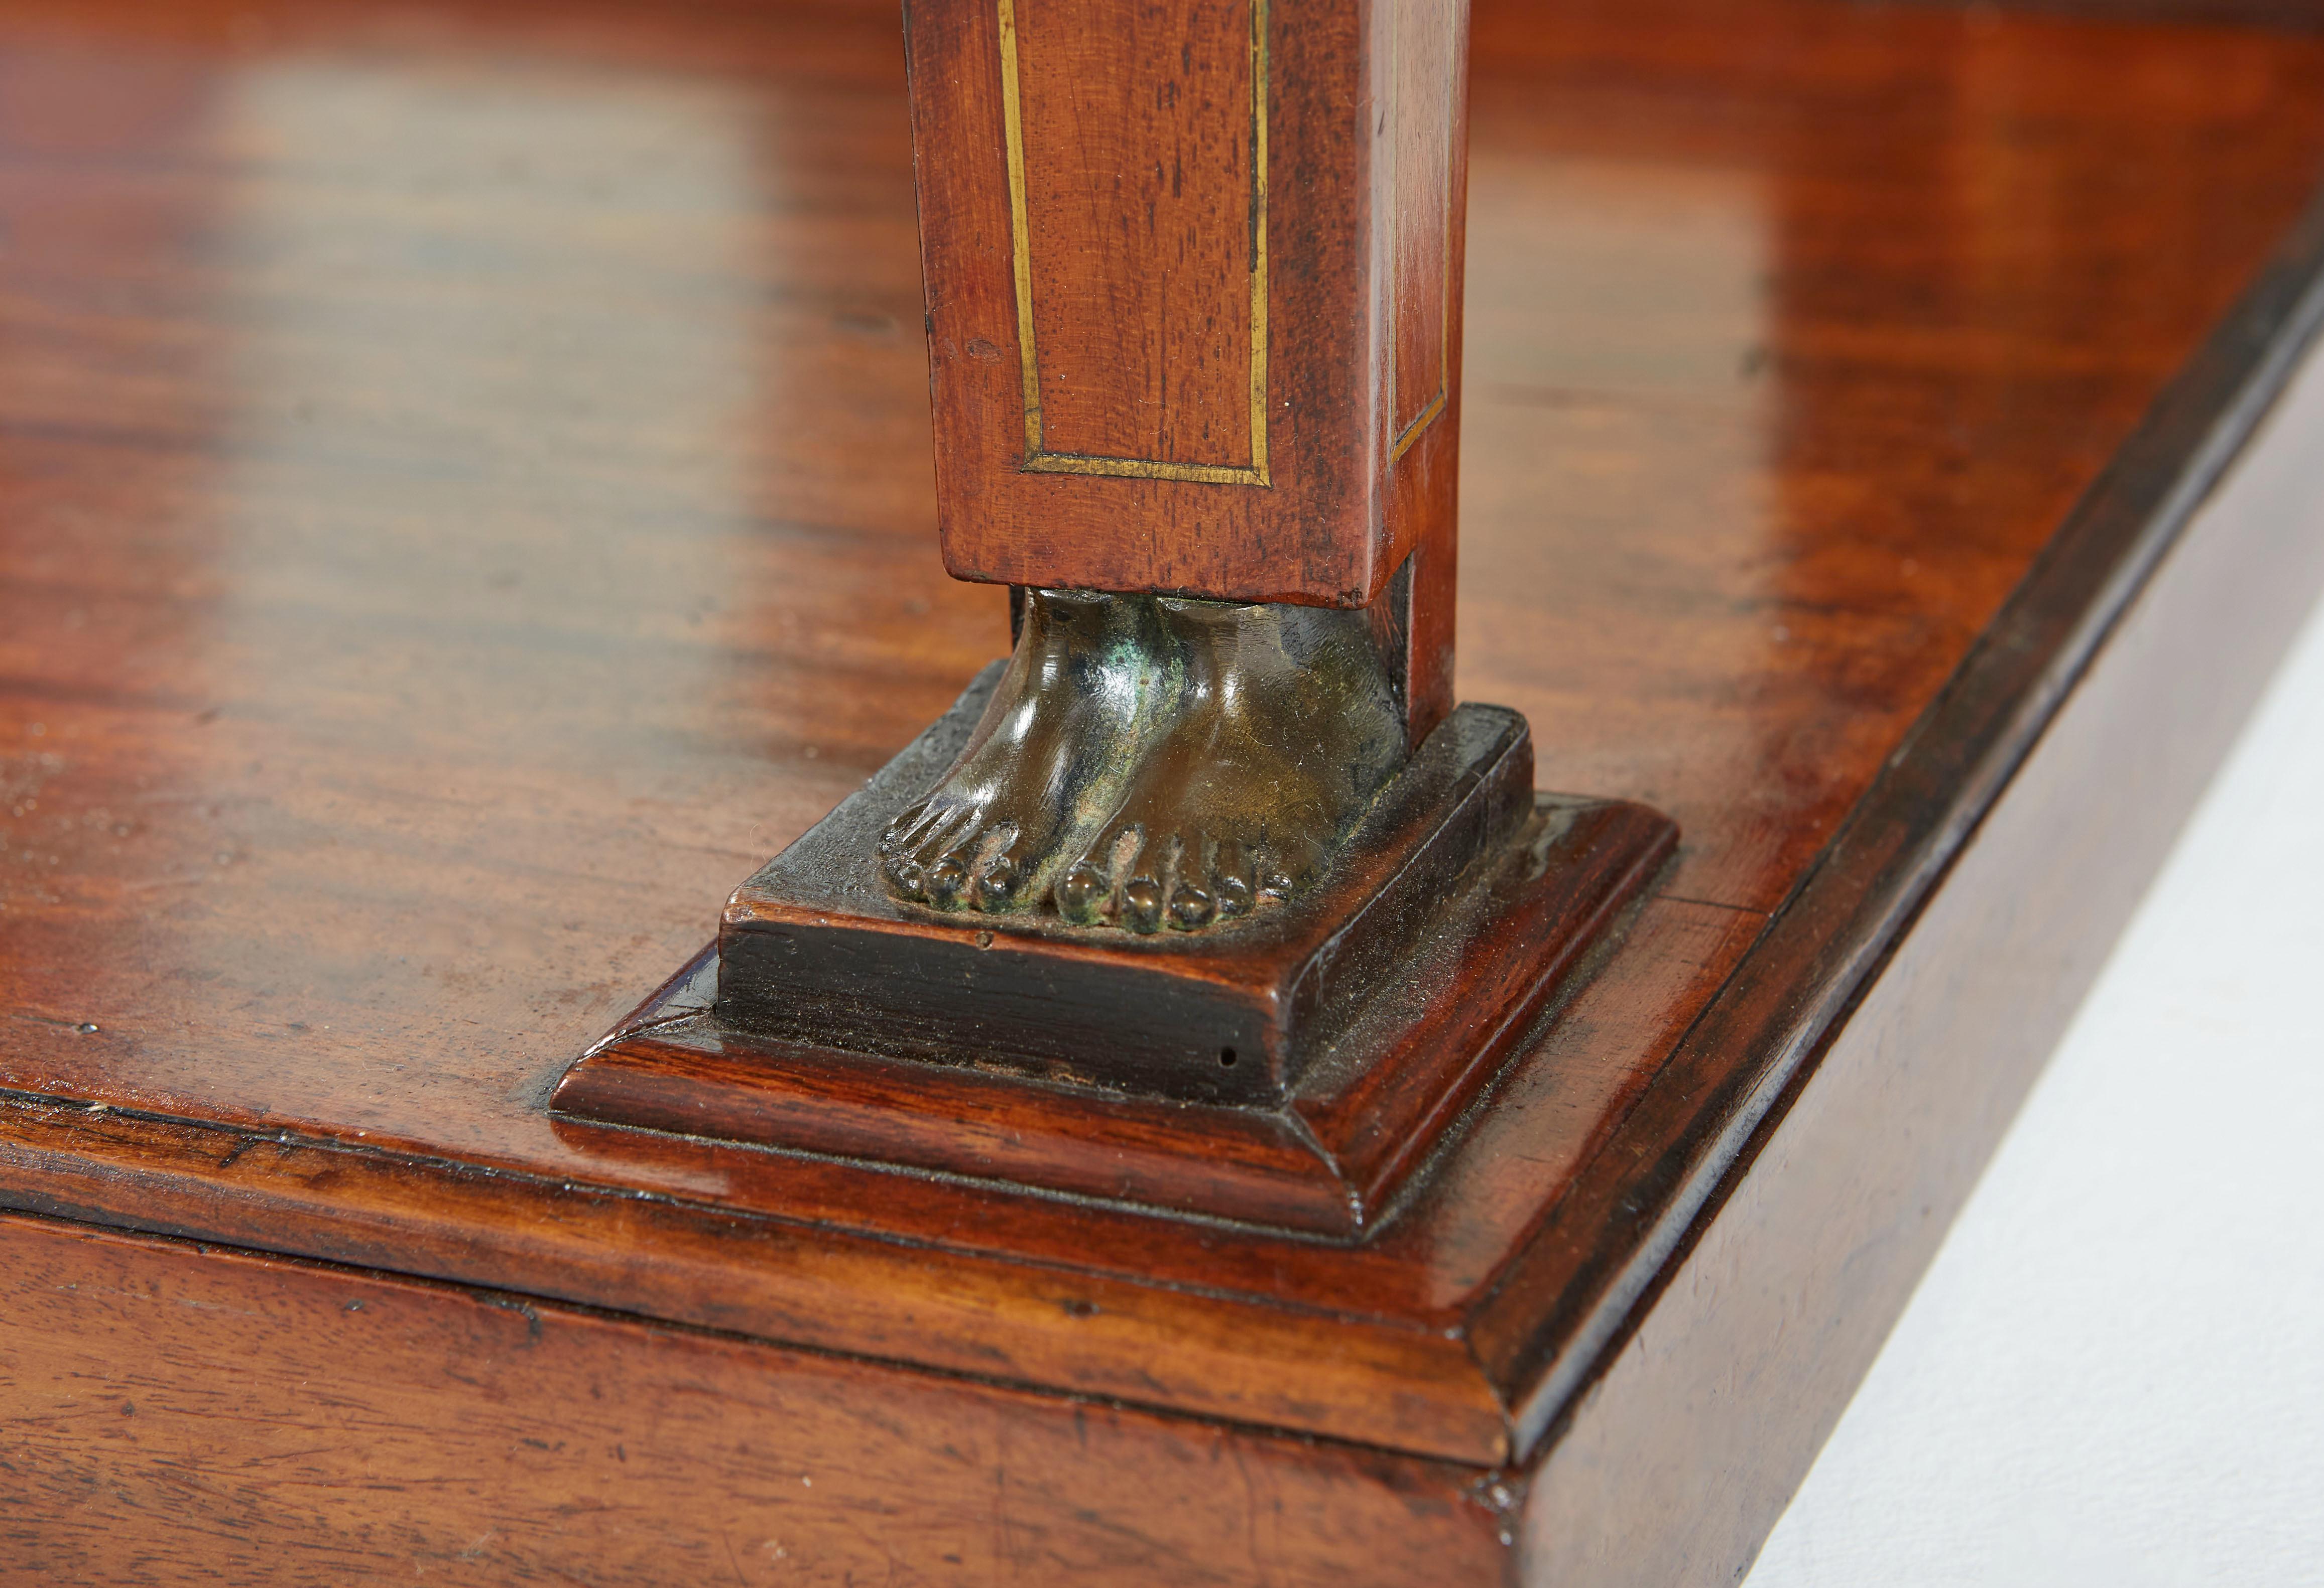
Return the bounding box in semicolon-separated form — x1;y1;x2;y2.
905;0;1468;618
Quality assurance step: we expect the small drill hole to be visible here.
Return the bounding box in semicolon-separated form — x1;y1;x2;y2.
1218;1046;1238;1067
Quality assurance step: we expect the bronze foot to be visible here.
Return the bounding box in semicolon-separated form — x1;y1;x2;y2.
1052;596;1405;933
880;590;1169;912
884;590;1405;930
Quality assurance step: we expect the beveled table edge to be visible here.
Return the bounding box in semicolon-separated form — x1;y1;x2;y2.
1475;181;2324;1459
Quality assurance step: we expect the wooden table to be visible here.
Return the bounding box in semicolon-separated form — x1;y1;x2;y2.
4;0;2322;1580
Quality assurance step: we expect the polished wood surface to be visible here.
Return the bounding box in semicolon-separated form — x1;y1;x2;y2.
5;0;2324;1574
907;0;1470;628
1523;337;2324;1585
0;1209;1515;1585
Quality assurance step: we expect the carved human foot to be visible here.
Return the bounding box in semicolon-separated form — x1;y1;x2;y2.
1052;596;1405;934
881;590;1169;912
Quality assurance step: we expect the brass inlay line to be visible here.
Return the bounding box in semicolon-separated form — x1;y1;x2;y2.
1390;387;1447;463
997;0;1272;487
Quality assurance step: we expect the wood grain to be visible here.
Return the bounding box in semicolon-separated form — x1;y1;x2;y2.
1388;0;1460;447
906;0;1469;631
1518;278;2324;1588
1011;0;1262;470
0;1208;1517;1586
0;0;2321;1572
1474;174;2324;1464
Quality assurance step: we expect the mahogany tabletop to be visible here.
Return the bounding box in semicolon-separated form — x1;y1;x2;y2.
5;0;2323;1472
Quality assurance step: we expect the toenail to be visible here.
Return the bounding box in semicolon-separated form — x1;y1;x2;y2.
1055;863;1109;922
1168;883;1215;930
1121;876;1164;932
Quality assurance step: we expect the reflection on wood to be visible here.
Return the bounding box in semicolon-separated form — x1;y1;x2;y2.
2;0;2322;1579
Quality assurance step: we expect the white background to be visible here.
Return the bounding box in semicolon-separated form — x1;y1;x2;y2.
1742;585;2324;1586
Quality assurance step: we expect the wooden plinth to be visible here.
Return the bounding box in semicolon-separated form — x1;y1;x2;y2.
552;680;1673;1233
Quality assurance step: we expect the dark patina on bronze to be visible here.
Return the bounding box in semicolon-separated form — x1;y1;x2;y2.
879;588;1404;933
